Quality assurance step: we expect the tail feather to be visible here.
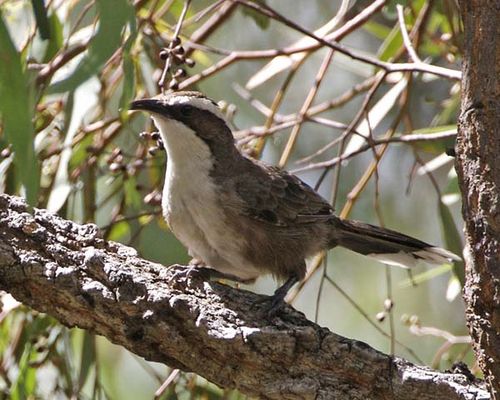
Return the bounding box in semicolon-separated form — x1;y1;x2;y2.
333;219;461;268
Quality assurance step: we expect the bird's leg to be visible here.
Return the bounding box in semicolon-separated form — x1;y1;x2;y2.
257;275;299;316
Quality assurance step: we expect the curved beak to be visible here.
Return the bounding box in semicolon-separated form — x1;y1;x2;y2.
129;98;166;114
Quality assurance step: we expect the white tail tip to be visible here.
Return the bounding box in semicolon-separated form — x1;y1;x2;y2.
368;247;461;269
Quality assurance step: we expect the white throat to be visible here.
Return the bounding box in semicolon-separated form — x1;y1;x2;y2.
152;116;214;173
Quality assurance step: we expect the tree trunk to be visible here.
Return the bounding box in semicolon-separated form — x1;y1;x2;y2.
456;1;500;398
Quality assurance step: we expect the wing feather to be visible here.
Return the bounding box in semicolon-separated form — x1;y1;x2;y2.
234;162;333;227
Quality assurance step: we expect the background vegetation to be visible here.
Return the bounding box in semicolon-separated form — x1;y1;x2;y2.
0;0;467;398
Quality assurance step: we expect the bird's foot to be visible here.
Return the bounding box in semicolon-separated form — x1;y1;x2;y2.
254;276;299;317
188;258;207;268
166;264;211;287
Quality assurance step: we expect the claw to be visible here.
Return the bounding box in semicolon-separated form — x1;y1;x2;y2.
167;264;210;287
253;275;299;317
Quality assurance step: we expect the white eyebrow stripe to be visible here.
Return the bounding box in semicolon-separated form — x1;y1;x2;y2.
166;95;228;122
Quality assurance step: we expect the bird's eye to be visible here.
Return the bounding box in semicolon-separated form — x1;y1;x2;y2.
179;105;193;117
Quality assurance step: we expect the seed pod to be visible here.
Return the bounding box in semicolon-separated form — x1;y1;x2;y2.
139;131;151;140
171;37;181;47
174;68;187;78
151;132;161;141
159;49;170;60
0;148;11;158
169;79;179;90
148;146;158;156
172;46;185;55
376;312;386;322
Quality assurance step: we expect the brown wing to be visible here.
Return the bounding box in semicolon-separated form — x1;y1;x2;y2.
234;161;334;227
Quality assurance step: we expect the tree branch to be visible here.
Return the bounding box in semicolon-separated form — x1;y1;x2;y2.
0;194;488;399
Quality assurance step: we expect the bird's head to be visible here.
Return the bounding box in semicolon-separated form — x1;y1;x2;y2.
130;92;237;165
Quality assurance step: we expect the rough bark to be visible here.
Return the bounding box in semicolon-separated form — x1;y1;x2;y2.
0;194;488;399
455;1;500;398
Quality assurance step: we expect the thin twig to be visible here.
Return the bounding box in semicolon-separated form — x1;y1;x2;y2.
154;369;180;399
233;0;460;80
278;49;335;168
292;129;457;173
397;5;422;63
158;0;192;91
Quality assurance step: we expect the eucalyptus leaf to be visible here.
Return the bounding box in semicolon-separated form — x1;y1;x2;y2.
119;20;138;121
78;332;96;390
49;0;135;93
241;0;270;29
438;200;465;286
0;12;39;205
31;0;51;40
43;12;64;63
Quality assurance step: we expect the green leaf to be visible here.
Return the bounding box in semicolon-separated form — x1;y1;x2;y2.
363;21;391;40
119;19;138;121
241;0;270;30
78;332;96;390
124;176;141;208
399;263;451;288
108;220;131;241
377;23;403;62
11;345;37;399
410;125;457;153
438;200;465;286
31;0;51;39
0;11;39;205
43;12;64;63
412;124;457;135
49;0;135;93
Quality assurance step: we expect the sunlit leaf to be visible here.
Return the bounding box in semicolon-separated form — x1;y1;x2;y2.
11;346;37;399
377;23;403;62
0;153;13;192
49;0;135;93
0;11;39;205
245;9;345;89
446;275;461;302
108;220;131;241
69;134;94;169
416;153;453;175
343;76;408;156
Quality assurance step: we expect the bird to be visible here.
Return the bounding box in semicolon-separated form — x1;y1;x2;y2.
130;91;460;313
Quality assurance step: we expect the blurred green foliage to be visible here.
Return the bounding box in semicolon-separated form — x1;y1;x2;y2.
0;0;469;398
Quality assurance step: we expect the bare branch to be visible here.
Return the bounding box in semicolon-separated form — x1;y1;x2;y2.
293;129;457;172
0;194;488;399
396;5;422;63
